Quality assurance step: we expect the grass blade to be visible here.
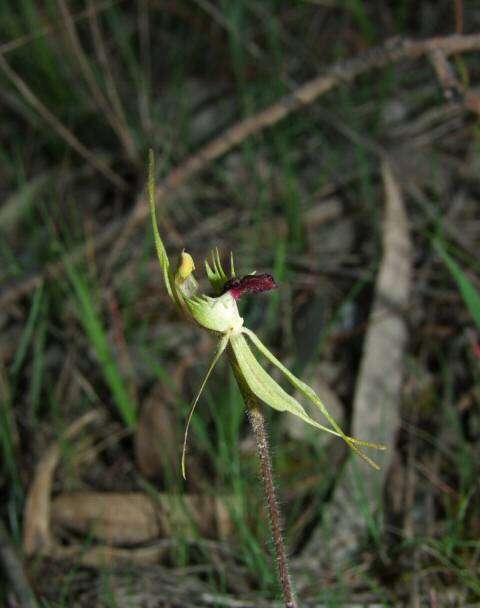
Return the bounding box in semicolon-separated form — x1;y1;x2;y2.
435;240;480;330
64;259;137;427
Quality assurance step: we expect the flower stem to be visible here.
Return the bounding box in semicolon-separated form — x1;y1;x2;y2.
228;348;298;608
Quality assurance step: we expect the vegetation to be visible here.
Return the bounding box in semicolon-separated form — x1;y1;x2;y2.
1;1;479;606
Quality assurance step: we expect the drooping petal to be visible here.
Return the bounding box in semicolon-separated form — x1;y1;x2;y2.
181;334;230;479
239;328;386;468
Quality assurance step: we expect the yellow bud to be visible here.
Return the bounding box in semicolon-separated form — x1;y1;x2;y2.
175;250;198;298
176;250;195;283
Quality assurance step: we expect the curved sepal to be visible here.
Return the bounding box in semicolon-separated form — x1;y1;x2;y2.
239;328;386;469
149;152;201;318
229;333;365;442
148;150;175;300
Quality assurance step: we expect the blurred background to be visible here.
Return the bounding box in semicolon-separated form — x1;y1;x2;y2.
1;1;480;606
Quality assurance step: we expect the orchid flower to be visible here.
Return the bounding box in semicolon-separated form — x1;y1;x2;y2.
148;152;385;479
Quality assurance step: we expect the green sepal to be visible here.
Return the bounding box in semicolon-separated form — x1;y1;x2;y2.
229;333;351;437
149;151;197;317
148;150;175;300
239;329;386;468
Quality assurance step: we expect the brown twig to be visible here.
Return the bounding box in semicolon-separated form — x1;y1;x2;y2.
58;0;110;115
0;0;125;55
0;52;127;191
429;48;480;117
57;0;137;162
86;0;139;162
228;349;297;608
2;33;480;309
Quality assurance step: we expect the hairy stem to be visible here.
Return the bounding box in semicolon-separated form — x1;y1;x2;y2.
228;347;297;608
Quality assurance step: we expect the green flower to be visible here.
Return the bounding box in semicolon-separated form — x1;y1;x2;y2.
148;151;385;478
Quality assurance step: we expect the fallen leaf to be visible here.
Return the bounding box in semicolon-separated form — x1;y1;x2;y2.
303;160;412;563
23;410;102;556
51;492;159;545
51;491;238;545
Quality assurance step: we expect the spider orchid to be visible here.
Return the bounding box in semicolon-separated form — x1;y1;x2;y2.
148;153;385;479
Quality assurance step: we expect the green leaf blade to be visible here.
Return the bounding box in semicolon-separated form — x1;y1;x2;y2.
435;240;480;331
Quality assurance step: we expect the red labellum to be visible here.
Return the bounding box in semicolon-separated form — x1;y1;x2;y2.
224;273;277;300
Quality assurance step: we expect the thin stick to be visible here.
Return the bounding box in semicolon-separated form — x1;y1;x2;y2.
0;0;125;55
228;349;297;608
429;48;480;117
87;0;138;162
58;0;137;162
0;52;127;191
